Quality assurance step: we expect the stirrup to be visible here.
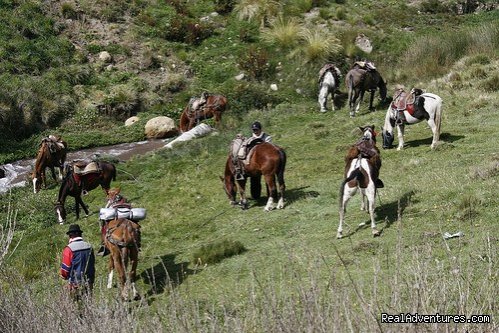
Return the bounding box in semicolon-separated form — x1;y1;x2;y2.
82;190;89;196
235;172;245;181
375;179;384;188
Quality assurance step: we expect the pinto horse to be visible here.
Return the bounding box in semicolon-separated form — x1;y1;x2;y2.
54;161;116;224
179;94;228;132
345;66;387;117
318;64;342;113
337;126;381;239
105;217;140;301
381;88;442;150
222;142;286;211
32;138;67;193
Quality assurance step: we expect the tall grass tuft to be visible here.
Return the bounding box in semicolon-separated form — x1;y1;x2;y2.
261;16;302;49
234;0;280;27
295;28;343;64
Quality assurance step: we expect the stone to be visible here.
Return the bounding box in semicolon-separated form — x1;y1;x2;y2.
125;116;139;127
144;116;178;139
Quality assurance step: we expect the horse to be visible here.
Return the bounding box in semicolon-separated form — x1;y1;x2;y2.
345;65;387;117
54;161;116;224
32;137;67;193
222;142;286;211
179;94;228;132
318;64;342;113
337;126;381;239
105;217;140;301
381;88;442;150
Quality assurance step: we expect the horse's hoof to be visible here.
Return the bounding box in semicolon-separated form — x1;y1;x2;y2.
336;232;343;239
372;229;380;237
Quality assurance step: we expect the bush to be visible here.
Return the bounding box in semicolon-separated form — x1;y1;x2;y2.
192;239;247;265
237;46;274;80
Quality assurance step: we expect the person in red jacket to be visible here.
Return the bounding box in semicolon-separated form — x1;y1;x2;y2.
60;224;95;300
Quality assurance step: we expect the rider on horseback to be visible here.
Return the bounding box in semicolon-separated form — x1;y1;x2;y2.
234;121;272;180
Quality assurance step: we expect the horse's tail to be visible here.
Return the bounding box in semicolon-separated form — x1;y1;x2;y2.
434;98;442;142
111;163;117;181
277;148;286;187
378;75;387;101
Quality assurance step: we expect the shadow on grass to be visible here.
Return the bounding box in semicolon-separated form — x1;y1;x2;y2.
140;253;194;301
405;132;464;148
248;186;319;208
341;190;417;238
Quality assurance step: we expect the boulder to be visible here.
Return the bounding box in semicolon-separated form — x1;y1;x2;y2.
145;116;177;139
98;51;113;63
0;167;5;179
355;34;373;54
125;116;139;127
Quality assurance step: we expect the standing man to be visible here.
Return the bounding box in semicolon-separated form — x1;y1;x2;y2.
60;224;95;300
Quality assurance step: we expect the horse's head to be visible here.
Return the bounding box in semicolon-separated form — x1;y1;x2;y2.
32;172;41;193
359;125;377;143
106;187;128;208
220;175;236;205
54;201;66;225
381;126;394;149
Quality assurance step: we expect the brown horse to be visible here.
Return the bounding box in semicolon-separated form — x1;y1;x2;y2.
222;142;286;211
179;94;228;132
54;161;116;224
32;138;67;193
345;66;387;117
105;217;140;301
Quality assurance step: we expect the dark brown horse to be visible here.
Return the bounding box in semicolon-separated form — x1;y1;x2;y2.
179;94;228;132
345;67;387;117
222;142;286;211
32;138;67;193
105;217;140;301
54;161;116;224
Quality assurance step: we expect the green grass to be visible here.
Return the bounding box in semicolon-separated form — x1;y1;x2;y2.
0;2;498;332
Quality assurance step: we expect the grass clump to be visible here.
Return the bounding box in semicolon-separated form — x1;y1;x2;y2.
192;239;247;265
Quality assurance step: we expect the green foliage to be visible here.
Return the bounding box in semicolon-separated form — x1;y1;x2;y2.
261;16;302;49
192;239;247;265
419;0;450;14
61;2;78;19
237;46;274;80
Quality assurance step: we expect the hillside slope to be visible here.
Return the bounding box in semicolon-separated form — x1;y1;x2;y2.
0;1;498;332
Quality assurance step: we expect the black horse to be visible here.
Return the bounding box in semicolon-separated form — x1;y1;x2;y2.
55;161;116;224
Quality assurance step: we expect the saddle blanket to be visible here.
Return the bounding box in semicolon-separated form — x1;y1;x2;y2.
73;161;100;175
99;207;147;221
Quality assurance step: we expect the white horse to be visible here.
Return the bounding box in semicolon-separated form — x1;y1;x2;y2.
318;64;341;113
381;88;442;150
337;126;380;239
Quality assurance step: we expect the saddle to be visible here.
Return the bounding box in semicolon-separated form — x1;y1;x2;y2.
318;64;338;83
73;160;101;175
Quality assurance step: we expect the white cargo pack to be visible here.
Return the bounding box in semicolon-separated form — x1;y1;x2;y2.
99;207;147;221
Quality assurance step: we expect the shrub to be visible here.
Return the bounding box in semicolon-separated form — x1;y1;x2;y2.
61;2;78;19
261;16;302;49
192;239;247;265
215;0;236;14
237;46;273;80
297;28;343;64
477;72;499;92
420;0;449;14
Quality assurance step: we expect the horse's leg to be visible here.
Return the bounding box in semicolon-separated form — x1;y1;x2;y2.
237;180;249;209
368;90;375;111
263;174;277;211
318;85;328;113
396;124;405;151
276;181;285;210
427;118;438;149
338;184;357;239
41;170;47;189
367;185;379;237
130;250;139;300
360;188;367;211
107;253;114;289
356;90;365;114
49;166;57;182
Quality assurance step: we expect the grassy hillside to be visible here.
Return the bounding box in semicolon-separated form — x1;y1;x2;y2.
1;1;498;332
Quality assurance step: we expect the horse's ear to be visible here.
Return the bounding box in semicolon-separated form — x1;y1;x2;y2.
371;124;375;130
219;176;224;182
359;126;365;132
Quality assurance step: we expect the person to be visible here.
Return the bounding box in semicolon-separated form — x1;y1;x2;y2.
234;121;272;180
60;224;95;300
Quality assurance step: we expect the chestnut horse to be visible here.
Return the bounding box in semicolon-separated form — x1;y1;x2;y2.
222;142;286;211
105;217;140;301
179;94;228;132
32;138;67;193
54;161;116;224
345;66;387;117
